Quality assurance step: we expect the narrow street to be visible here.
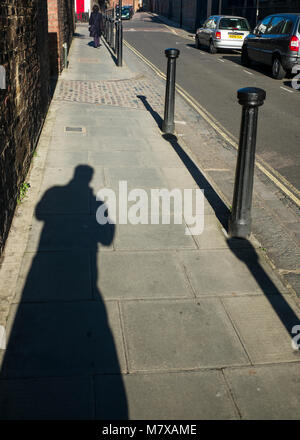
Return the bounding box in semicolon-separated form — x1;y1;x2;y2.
1;3;300;423
124;12;300;193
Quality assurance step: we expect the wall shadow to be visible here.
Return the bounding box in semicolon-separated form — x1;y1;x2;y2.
138;94;300;348
0;165;128;420
48;32;59;78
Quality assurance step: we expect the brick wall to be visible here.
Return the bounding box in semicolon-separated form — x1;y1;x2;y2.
0;0;75;256
48;0;75;75
0;0;50;255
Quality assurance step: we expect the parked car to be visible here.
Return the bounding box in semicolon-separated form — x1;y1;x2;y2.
128;6;134;18
195;15;251;54
241;13;300;79
116;6;132;20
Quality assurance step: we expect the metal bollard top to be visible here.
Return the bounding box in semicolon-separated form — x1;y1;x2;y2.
237;87;266;107
165;48;180;59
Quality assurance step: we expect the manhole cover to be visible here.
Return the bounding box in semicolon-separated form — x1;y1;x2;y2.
64;126;85;133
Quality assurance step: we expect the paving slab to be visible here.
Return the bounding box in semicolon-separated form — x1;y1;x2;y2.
105;167;166;188
140;151;184;168
180;249;286;296
88;138;153;152
222;296;300;364
0;376;94;420
115;222;197;250
88;151;142;167
95;371;238;420
121;299;249;371
224;363;300;419
48;136;98;152
14;251;92;303
46;151;88;167
161;167;199;189
94;251;193;300
1;301;126;378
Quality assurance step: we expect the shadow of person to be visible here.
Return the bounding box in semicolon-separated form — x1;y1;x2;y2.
0;165;128;420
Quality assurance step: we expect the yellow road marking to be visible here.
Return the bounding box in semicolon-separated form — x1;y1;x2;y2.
124;40;300;207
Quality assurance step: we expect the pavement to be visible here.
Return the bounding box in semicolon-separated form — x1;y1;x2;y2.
0;23;300;420
123;11;300;304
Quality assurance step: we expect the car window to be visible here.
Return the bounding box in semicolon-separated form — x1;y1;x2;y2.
281;19;294;34
265;16;285;34
202;19;209;29
256;16;272;34
219;18;250;31
207;19;217;29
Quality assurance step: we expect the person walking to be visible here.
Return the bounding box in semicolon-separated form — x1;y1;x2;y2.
89;4;103;48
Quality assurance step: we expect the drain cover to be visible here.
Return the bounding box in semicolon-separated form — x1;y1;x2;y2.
65;126;84;132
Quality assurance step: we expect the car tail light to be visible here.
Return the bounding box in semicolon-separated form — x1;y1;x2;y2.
289;36;300;52
216;31;221;39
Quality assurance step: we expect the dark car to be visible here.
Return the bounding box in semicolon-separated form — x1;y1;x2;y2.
241;13;300;79
115;6;132;20
128;6;134;18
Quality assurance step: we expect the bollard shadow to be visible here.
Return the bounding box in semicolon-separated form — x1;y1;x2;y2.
137;95;164;130
0;165;129;420
137;94;229;228
138;94;300;349
227;238;300;347
102;36;118;65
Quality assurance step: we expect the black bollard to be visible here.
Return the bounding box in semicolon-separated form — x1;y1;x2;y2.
107;17;111;45
110;18;114;48
229;87;266;239
116;0;123;66
104;14;107;40
162;48;180;134
115;20;119;57
117;19;123;66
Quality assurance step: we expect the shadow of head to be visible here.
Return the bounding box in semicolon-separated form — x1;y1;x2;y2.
35;165;115;248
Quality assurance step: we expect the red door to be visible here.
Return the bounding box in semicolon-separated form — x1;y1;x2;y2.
76;0;84;21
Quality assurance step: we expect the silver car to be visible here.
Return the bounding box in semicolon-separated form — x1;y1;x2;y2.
195;15;251;53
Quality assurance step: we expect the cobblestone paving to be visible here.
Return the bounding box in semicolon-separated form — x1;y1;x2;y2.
54;77;164;109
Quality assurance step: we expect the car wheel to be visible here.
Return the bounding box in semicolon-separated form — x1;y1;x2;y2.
208;39;217;54
195;36;200;49
241;46;251;67
272;57;286;80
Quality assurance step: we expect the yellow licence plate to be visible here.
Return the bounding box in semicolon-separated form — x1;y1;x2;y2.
229;34;243;39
